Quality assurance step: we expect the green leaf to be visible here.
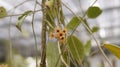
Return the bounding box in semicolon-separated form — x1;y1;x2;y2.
87;6;102;18
0;7;7;18
46;41;61;67
84;40;91;56
18;11;32;20
62;49;70;67
104;43;120;59
66;17;82;30
91;26;99;33
46;11;55;32
83;19;91;33
67;35;84;64
16;10;32;31
16;16;26;31
60;51;70;67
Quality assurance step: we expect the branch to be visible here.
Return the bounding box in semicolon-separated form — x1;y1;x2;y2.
5;9;42;17
31;0;38;67
40;0;47;67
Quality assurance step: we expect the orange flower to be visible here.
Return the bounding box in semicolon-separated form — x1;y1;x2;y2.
55;32;64;39
0;64;8;67
59;36;65;43
49;32;55;38
62;28;67;34
55;27;61;33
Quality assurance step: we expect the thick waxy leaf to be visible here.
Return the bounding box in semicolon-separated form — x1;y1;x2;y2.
66;17;82;30
18;11;32;20
0;7;7;18
87;6;102;18
46;41;61;67
16;16;26;31
91;26;99;33
67;35;84;64
104;43;120;59
16;11;32;31
84;40;91;56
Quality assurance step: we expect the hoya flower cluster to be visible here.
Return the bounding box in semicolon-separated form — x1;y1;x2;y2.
49;27;67;43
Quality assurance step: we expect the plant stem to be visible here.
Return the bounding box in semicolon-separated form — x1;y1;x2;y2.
57;41;69;67
40;0;47;67
32;0;38;67
8;0;31;12
8;12;13;67
6;9;42;17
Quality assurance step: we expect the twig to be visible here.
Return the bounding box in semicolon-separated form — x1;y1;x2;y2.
40;0;47;67
57;41;69;67
31;0;38;67
8;11;14;67
8;0;33;12
6;9;42;17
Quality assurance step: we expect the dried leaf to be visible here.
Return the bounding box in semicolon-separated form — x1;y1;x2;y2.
104;43;120;59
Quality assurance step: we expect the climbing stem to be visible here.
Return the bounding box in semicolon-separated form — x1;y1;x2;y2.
40;0;47;67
